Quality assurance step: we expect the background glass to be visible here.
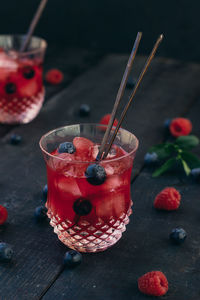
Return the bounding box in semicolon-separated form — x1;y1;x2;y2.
0;35;47;124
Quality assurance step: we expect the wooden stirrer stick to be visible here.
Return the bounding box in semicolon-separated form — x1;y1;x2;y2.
102;34;164;159
96;32;142;161
20;0;48;52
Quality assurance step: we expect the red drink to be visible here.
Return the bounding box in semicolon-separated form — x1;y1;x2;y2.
0;35;46;124
40;124;138;252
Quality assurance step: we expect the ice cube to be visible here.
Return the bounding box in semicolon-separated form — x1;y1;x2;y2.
73;137;94;159
101;174;126;192
57;176;82;198
107;147;117;158
91;144;99;160
95;192;126;220
0;52;18;70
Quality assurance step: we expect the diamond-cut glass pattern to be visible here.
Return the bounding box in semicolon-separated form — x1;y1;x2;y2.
0;90;44;123
48;207;130;252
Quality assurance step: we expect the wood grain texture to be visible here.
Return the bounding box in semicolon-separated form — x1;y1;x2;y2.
0;53;199;299
42;58;200;300
43;173;200;300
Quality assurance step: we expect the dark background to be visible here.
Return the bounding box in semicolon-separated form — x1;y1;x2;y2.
0;0;200;62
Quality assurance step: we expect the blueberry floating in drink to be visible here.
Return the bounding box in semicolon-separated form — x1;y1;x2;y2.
58;142;76;154
85;164;106;185
73;198;92;216
22;66;35;79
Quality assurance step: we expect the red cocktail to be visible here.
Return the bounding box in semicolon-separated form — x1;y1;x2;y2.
0;35;46;124
40;124;138;252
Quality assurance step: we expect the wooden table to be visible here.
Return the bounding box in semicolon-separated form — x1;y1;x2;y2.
0;47;200;300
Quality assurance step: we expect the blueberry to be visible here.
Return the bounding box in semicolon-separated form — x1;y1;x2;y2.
10;134;22;145
85;164;106;185
79;104;90;117
170;227;187;244
23;67;35;79
126;77;135;89
164;119;172;129
5;83;16;94
190;168;200;181
144;152;158;165
34;206;47;221
73;198;92;216
42;184;48;203
58;142;76;154
0;242;14;262
63;250;82;268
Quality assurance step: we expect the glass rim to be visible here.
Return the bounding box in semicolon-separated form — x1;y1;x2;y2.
0;34;47;56
39;123;139;164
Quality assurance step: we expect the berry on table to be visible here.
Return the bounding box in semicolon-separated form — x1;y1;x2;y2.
190;168;200;181
154;187;181;211
63;250;82;268
85;164;106;185
45;69;64;85
42;184;48;203
164;118;171;129
100;114;118;127
58;142;76;154
138;271;168;296
0;205;8;225
170;227;187;244
144;152;158;165
79;104;91;117
34;206;47;221
126;77;135;89
169;118;192;137
10;134;22;145
0;242;14;262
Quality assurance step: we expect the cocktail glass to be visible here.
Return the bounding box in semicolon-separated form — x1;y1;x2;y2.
39;124;138;252
0;35;47;124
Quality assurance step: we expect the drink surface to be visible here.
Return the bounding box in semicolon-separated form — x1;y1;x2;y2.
46;137;133;252
0;48;44;124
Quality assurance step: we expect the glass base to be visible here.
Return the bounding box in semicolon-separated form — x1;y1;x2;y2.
47;207;132;253
0;89;44;124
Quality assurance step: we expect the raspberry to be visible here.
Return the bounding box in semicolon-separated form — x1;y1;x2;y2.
138;271;168;296
169;118;192;137
100;114;118;127
0;205;8;225
45;69;63;85
154;187;181;210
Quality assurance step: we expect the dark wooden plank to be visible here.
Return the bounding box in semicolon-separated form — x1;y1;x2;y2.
41;64;200;300
0;46;103;138
42;174;200;300
0;54;199;299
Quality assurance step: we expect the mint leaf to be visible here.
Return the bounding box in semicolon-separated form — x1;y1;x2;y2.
152;158;177;177
175;135;199;150
149;143;175;160
181;151;200;168
180;159;191;176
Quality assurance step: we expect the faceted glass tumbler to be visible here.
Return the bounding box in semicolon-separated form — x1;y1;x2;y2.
40;124;139;253
0;35;47;124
